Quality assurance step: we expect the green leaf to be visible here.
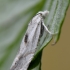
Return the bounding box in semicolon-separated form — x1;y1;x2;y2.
0;0;69;70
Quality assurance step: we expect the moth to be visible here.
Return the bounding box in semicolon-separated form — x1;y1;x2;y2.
10;10;54;70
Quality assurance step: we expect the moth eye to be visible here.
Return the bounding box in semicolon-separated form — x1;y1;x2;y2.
39;13;45;18
39;13;42;16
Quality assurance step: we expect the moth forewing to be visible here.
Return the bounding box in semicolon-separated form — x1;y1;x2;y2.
10;10;52;70
10;14;42;70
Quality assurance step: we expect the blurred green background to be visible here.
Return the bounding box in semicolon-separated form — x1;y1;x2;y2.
42;6;70;70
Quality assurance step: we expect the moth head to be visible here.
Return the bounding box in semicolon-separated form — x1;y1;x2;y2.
37;10;49;19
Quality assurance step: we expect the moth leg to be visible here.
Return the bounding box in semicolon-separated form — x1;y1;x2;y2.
42;22;58;45
42;22;54;35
